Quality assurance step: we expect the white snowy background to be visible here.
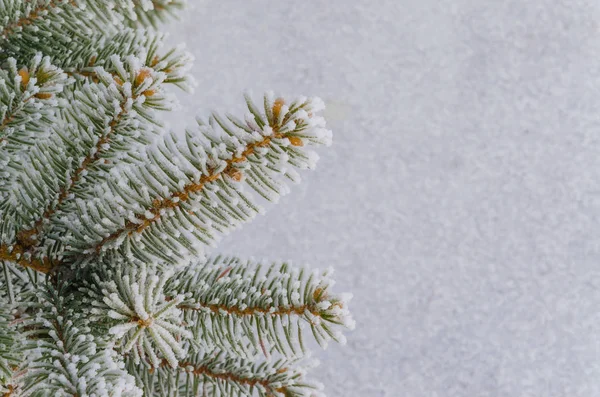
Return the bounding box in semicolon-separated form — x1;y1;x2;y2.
164;1;600;396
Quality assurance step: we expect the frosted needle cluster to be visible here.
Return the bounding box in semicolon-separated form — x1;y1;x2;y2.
0;1;353;396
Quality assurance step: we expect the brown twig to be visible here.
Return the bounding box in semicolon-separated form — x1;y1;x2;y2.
0;243;52;273
177;301;321;318
159;359;289;397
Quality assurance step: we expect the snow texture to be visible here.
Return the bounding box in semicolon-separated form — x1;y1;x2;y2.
165;1;600;396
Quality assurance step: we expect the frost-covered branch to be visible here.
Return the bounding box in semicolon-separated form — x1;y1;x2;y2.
82;262;192;369
0;2;352;394
135;349;323;397
2;53;189;272
0;300;21;394
0;55;67;155
17;282;142;396
125;0;186;28
0;0;183;60
62;94;331;267
167;256;354;359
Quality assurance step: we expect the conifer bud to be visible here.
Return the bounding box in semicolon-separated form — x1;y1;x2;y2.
229;169;243;182
273;97;285;120
18;68;30;88
288;136;304;147
34;92;53;100
135;68;152;86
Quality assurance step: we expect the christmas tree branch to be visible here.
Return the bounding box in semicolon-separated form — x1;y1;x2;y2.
0;300;20;394
94;129;288;253
18;97;133;247
7;70;147;269
142;349;321;397
63;93;331;267
166;359;291;396
166;256;354;359
0;55;67;152
0;1;70;42
3;54;189;272
17;281;142;396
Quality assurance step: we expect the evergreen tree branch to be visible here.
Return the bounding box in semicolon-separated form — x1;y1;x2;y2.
95;129;280;249
83;261;192;369
17;281;142;396
137;349;322;397
0;300;21;394
2;52;189;272
0;55;67;154
62;93;331;267
0;1;185;63
166;256;354;360
127;0;185;28
0;244;52;273
59;30;193;91
0;0;69;41
0;0;97;59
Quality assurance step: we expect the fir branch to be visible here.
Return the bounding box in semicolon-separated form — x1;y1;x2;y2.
0;1;185;63
63;94;331;266
83;262;192;369
0;2;351;392
0;55;67;153
127;0;185;28
0;0;69;41
17;281;142;396
0;300;21;394
0;0;98;61
2;75;141;271
20;94;133;246
166;256;354;360
138;349;323;397
60;30;193;91
95;129;280;250
0;243;52;273
3;54;187;272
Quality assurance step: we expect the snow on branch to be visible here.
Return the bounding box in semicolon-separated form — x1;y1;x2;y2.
83;263;192;369
167;256;355;359
0;55;67;155
0;0;184;57
134;348;324;397
17;281;142;396
1;54;189;273
62;93;332;267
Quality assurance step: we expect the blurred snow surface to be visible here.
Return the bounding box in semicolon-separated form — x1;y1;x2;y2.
164;1;600;395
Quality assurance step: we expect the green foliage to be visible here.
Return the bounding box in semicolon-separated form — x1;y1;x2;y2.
0;301;20;393
0;1;353;396
169;256;354;359
61;93;331;268
0;54;67;163
129;347;323;397
85;263;191;368
18;281;142;396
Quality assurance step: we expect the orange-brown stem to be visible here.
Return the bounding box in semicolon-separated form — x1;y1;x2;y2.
0;243;52;273
9;70;156;272
2;385;14;397
178;301;321;318
158;359;288;396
